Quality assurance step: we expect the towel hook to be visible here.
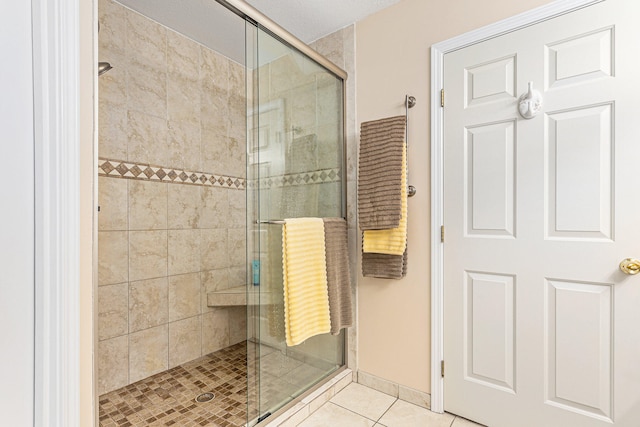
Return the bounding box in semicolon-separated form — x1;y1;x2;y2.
406;95;416;109
405;95;417;198
517;81;543;119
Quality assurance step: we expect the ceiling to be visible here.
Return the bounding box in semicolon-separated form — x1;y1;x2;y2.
245;0;402;43
115;0;401;65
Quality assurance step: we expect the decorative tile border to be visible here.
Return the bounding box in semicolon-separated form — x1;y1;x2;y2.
98;158;246;190
98;158;340;191
248;168;342;189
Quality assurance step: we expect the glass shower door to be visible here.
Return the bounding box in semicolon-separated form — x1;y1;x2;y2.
246;22;346;425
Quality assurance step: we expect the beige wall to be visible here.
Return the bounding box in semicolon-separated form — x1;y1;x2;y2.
355;0;552;393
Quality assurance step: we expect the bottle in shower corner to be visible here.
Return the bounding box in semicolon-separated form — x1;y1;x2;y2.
252;260;260;286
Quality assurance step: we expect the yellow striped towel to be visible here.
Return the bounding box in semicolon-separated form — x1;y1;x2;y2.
363;144;407;255
282;218;331;346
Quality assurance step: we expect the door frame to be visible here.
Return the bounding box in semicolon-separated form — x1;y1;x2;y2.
429;0;603;414
31;0;94;425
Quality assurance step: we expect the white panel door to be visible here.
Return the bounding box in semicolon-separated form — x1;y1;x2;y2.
443;1;640;426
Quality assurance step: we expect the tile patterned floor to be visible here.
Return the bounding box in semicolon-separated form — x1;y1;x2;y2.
98;342;247;427
98;342;483;427
297;383;485;427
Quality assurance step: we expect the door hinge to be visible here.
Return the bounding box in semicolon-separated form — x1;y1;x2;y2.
441;360;445;378
440;89;445;107
440;225;445;243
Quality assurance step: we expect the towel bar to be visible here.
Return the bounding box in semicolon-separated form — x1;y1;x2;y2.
255;219;286;225
255;218;346;225
405;95;417;198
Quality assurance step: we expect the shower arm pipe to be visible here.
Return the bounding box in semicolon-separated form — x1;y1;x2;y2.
405;95;417;197
214;0;347;80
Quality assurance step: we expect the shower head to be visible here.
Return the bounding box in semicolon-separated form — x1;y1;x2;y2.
98;62;113;76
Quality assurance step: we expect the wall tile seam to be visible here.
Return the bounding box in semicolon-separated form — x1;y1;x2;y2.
119;270;245;284
106;314;192;338
99;307;242;354
99;298;244;323
98;333;128;343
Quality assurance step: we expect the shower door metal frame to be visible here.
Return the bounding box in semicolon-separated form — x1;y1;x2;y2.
215;0;347;81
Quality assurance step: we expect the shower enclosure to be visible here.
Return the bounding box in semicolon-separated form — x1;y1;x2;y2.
244;15;347;425
96;0;347;424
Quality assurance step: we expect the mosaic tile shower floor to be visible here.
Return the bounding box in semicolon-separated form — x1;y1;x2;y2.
99;342;247;427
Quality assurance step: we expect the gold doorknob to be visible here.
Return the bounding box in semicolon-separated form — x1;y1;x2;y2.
620;258;640;275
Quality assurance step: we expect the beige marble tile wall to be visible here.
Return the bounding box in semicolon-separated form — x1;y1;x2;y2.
309;25;358;372
250;37;351;365
97;0;247;395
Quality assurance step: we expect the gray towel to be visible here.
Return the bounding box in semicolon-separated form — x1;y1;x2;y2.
280;134;319;218
286;134;318;174
323;218;353;335
362;246;408;279
266;225;286;341
358;116;406;230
